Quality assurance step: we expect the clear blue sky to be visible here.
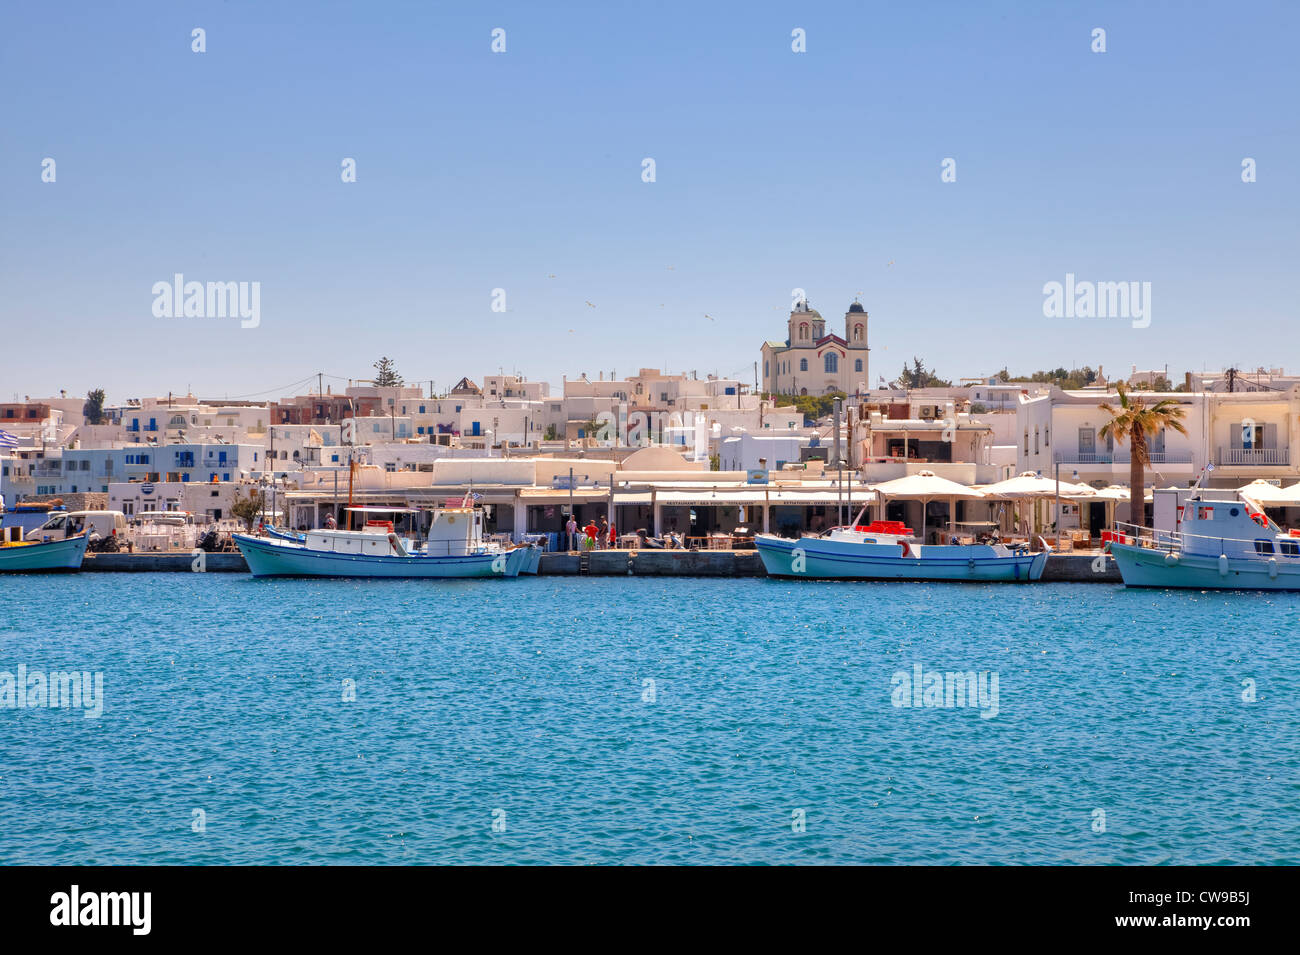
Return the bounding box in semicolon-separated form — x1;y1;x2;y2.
2;1;1296;403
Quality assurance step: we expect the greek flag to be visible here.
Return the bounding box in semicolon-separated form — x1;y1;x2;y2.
0;429;18;449
1205;463;1215;472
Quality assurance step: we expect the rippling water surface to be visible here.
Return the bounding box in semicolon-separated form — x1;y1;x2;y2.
1;574;1296;864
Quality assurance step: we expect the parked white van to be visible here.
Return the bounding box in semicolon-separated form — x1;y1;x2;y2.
25;510;128;543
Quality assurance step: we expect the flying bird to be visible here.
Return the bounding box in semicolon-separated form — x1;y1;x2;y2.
585;301;596;308
705;313;713;321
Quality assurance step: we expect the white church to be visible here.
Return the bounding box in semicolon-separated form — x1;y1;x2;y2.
760;299;870;396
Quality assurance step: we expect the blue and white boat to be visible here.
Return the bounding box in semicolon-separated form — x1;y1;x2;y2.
234;504;530;579
1110;492;1300;589
755;515;1049;582
0;533;88;572
263;525;306;543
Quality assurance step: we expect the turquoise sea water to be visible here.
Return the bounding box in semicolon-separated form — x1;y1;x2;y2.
1;574;1296;865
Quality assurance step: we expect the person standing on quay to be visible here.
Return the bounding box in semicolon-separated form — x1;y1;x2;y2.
599;517;609;550
566;514;578;552
584;519;598;550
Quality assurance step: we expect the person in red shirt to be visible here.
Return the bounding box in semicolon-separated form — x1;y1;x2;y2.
608;520;617;548
583;520;598;550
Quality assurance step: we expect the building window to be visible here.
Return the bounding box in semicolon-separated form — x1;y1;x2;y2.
1034;429;1039;454
824;353;838;374
854;359;863;372
1024;429;1029;453
854;323;863;340
1044;426;1049;447
799;322;809;339
764;361;769;378
799;358;808;372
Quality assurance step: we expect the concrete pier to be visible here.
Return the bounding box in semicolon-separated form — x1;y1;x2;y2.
82;552;250;572
540;550;1120;581
79;548;1120;581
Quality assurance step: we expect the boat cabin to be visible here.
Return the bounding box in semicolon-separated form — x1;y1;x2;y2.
1173;494;1300;558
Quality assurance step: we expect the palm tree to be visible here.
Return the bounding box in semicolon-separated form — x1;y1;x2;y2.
1098;383;1188;528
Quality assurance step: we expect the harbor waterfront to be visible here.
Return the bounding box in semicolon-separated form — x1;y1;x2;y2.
1;573;1294;865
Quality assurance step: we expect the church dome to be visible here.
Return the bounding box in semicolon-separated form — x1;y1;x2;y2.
793;300;822;319
848;301;865;313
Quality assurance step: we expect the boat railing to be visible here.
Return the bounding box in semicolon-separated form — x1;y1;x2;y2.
1112;520;1277;555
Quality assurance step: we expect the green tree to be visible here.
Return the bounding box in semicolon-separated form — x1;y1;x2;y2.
899;358;952;388
230;490;266;532
764;392;845;423
1098;383;1188;528
83;388;107;425
373;357;403;387
1001;366;1097;390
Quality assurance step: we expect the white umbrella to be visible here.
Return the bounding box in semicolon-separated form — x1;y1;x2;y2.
870;470;985;499
983;470;1095;498
1237;479;1300;506
1069;484;1128;501
982;471;1093;539
869;470;983;541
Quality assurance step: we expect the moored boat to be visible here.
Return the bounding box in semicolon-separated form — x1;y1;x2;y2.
234;504;530;579
755;514;1049;582
1110;493;1300;589
0;533;89;573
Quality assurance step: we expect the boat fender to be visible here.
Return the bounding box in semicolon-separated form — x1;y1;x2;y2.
899;541;911;559
387;532;408;557
1251;512;1268;528
1218;554;1229;577
1269;557;1278;579
1164;552;1180;566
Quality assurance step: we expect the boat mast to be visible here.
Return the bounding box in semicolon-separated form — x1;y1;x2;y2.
347;455;356;530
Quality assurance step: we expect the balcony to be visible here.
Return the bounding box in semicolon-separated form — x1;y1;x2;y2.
1216;447;1290;466
1054;450;1192;466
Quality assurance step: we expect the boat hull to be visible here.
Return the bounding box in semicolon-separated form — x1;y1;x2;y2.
521;544;542;575
755;534;1048;582
234;533;530;579
1112;541;1300;590
0;534;88;572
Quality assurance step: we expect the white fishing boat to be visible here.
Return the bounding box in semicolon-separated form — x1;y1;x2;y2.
1110;492;1300;589
234;503;530;579
755;510;1049;582
0;533;89;572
